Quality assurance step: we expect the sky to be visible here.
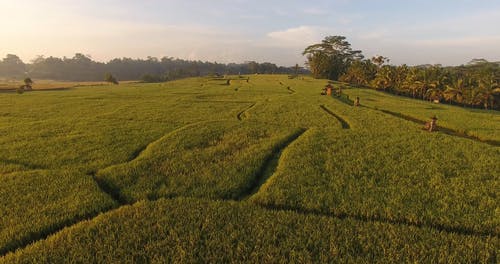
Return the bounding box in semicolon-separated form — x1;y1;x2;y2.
1;0;499;66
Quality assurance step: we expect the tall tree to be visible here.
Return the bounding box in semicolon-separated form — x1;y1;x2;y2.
371;65;396;92
340;59;376;86
444;78;468;106
371;55;389;68
0;54;26;77
303;36;363;80
476;73;500;109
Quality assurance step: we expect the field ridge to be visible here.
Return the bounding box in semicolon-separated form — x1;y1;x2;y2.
1;75;497;262
88;171;130;205
2;194;495;259
0;158;45;171
375;108;500;146
106;120;227;168
320;105;351;129
0;182;119;256
237;103;257;121
257;203;499;238
238;128;308;200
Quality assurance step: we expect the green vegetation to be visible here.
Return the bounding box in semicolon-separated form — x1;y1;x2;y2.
0;75;498;262
0;79;118;91
342;88;500;141
250;126;499;235
0;53;305;81
305;36;500;110
303;36;363;80
104;73;118;85
97;121;304;202
0;170;117;254
2;199;498;263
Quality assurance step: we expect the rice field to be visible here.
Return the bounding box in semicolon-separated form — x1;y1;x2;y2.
0;75;498;262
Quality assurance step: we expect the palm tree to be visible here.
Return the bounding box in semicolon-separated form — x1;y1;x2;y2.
372;65;395;92
393;64;409;94
466;88;482;108
425;86;443;102
444;78;467;106
417;68;440;100
402;68;419;98
477;74;500;109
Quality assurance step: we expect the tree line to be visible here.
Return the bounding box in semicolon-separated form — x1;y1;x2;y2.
304;36;500;110
0;54;306;82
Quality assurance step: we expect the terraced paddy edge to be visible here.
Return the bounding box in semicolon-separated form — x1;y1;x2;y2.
238;128;308;200
0;170;118;256
236;102;257;121
319;105;350;129
0;205;126;259
377;108;500;146
1;75;498;262
1;199;497;263
249;126;499;237
88;171;129;206
0;159;45;171
342;87;500;142
101;120;226;167
330;93;354;106
95;121;301;203
90;121;229;204
257;203;498;238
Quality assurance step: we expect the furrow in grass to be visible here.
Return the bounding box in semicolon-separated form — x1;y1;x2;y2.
330;94;354;106
187;100;255;104
2;188;494;260
89;120;230;204
238;128;308;200
87;171;130;205
0;170;119;257
109;120;226;166
236;103;257;121
376;108;500;146
2;198;497;263
320;105;350;129
255;203;499;238
0;203;127;258
0;158;45;171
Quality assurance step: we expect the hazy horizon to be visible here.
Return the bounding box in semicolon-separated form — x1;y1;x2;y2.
1;0;499;67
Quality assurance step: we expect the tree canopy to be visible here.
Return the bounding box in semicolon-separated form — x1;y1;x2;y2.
302;36;499;110
303;36;363;80
0;54;307;82
340;58;500;110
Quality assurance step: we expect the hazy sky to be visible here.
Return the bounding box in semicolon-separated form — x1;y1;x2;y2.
1;0;499;66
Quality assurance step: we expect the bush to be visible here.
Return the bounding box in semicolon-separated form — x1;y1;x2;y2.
104;73;119;85
141;74;164;83
16;85;25;94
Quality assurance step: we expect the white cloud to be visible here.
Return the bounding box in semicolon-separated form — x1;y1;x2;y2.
266;26;332;47
357;30;389;40
415;36;500;47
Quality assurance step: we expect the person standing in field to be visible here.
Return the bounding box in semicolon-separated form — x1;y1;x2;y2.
429;115;437;132
424;115;438;132
354;97;360;106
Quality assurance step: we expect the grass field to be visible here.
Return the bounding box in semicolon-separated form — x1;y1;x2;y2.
0;79;136;91
0;75;498;262
342;87;500;142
